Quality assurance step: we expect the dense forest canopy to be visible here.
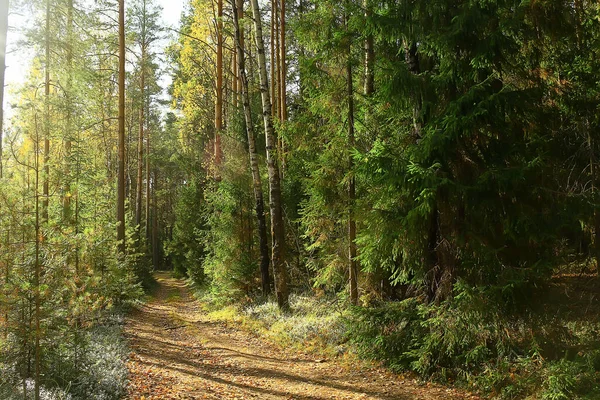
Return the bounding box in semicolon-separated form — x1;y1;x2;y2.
0;0;599;398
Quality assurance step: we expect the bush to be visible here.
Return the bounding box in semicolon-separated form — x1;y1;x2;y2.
345;284;600;399
0;311;129;400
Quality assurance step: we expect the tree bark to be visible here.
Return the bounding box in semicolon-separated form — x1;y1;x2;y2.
117;0;126;253
136;4;146;235
0;0;8;179
249;0;289;309
363;0;374;97
214;0;223;176
278;0;286;122
145;108;150;242
152;169;159;268
63;0;73;224
42;0;50;225
346;11;358;306
270;0;277;119
232;0;271;296
135;58;144;232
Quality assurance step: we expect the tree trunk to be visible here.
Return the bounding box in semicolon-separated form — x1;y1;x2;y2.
232;0;271;296
346;11;358;306
43;0;50;225
117;0;126;253
136;39;145;233
0;0;8;179
34;115;43;400
152;169;159;268
249;0;289;309
270;0;277;119
363;0;374;97
214;0;223;176
63;0;73;224
278;0;286;122
145;110;150;242
278;0;287;175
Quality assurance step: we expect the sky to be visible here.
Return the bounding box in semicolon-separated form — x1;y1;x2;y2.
3;0;187;116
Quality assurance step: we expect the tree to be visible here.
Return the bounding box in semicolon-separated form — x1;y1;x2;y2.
117;0;126;253
345;4;357;305
249;0;288;309
0;0;8;179
214;0;223;176
231;0;270;296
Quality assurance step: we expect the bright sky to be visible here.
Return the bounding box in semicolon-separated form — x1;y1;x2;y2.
4;0;187;116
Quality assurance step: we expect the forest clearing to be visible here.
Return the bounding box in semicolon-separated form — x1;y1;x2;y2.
1;0;600;398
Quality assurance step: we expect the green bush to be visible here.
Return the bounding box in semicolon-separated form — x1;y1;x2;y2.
346;285;600;398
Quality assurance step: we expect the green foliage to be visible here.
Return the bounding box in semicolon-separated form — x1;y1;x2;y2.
346;281;600;398
200;137;262;303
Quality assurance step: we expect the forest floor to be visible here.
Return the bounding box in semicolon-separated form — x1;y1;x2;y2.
124;272;480;400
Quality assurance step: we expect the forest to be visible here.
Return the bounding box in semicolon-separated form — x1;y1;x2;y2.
0;0;599;399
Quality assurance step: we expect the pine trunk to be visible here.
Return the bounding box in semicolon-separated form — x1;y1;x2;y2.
63;0;74;223
117;0;126;253
136;47;145;232
43;0;50;225
278;0;286;122
0;0;8;179
346;12;358;306
215;0;223;175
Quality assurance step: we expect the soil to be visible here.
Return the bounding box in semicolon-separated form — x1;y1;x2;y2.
124;272;479;400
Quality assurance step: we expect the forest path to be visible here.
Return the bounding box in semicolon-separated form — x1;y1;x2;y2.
124;272;477;400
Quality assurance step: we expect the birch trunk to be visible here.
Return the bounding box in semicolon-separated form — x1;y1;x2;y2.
232;0;270;295
249;0;289;309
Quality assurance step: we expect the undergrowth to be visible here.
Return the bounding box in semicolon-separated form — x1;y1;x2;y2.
347;282;600;399
197;288;350;358
0;310;130;400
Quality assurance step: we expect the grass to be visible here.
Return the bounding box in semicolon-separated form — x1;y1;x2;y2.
196;288;354;360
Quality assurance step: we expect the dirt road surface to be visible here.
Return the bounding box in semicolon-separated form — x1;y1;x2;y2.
124;272;478;400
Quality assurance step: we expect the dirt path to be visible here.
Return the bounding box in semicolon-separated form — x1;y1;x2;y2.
124;272;477;400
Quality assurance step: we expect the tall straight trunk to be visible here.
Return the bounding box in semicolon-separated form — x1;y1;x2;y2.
135;37;145;232
346;11;358;306
152;169;159;268
3;228;8;339
145;116;150;241
363;0;374;97
274;2;281;120
0;0;8;179
278;0;287;175
232;0;270;296
214;0;223;174
237;0;244;105
249;0;289;309
34;117;42;400
589;131;599;273
232;47;238;108
270;0;277;119
278;0;286;122
43;0;50;225
117;0;126;253
63;0;73;223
